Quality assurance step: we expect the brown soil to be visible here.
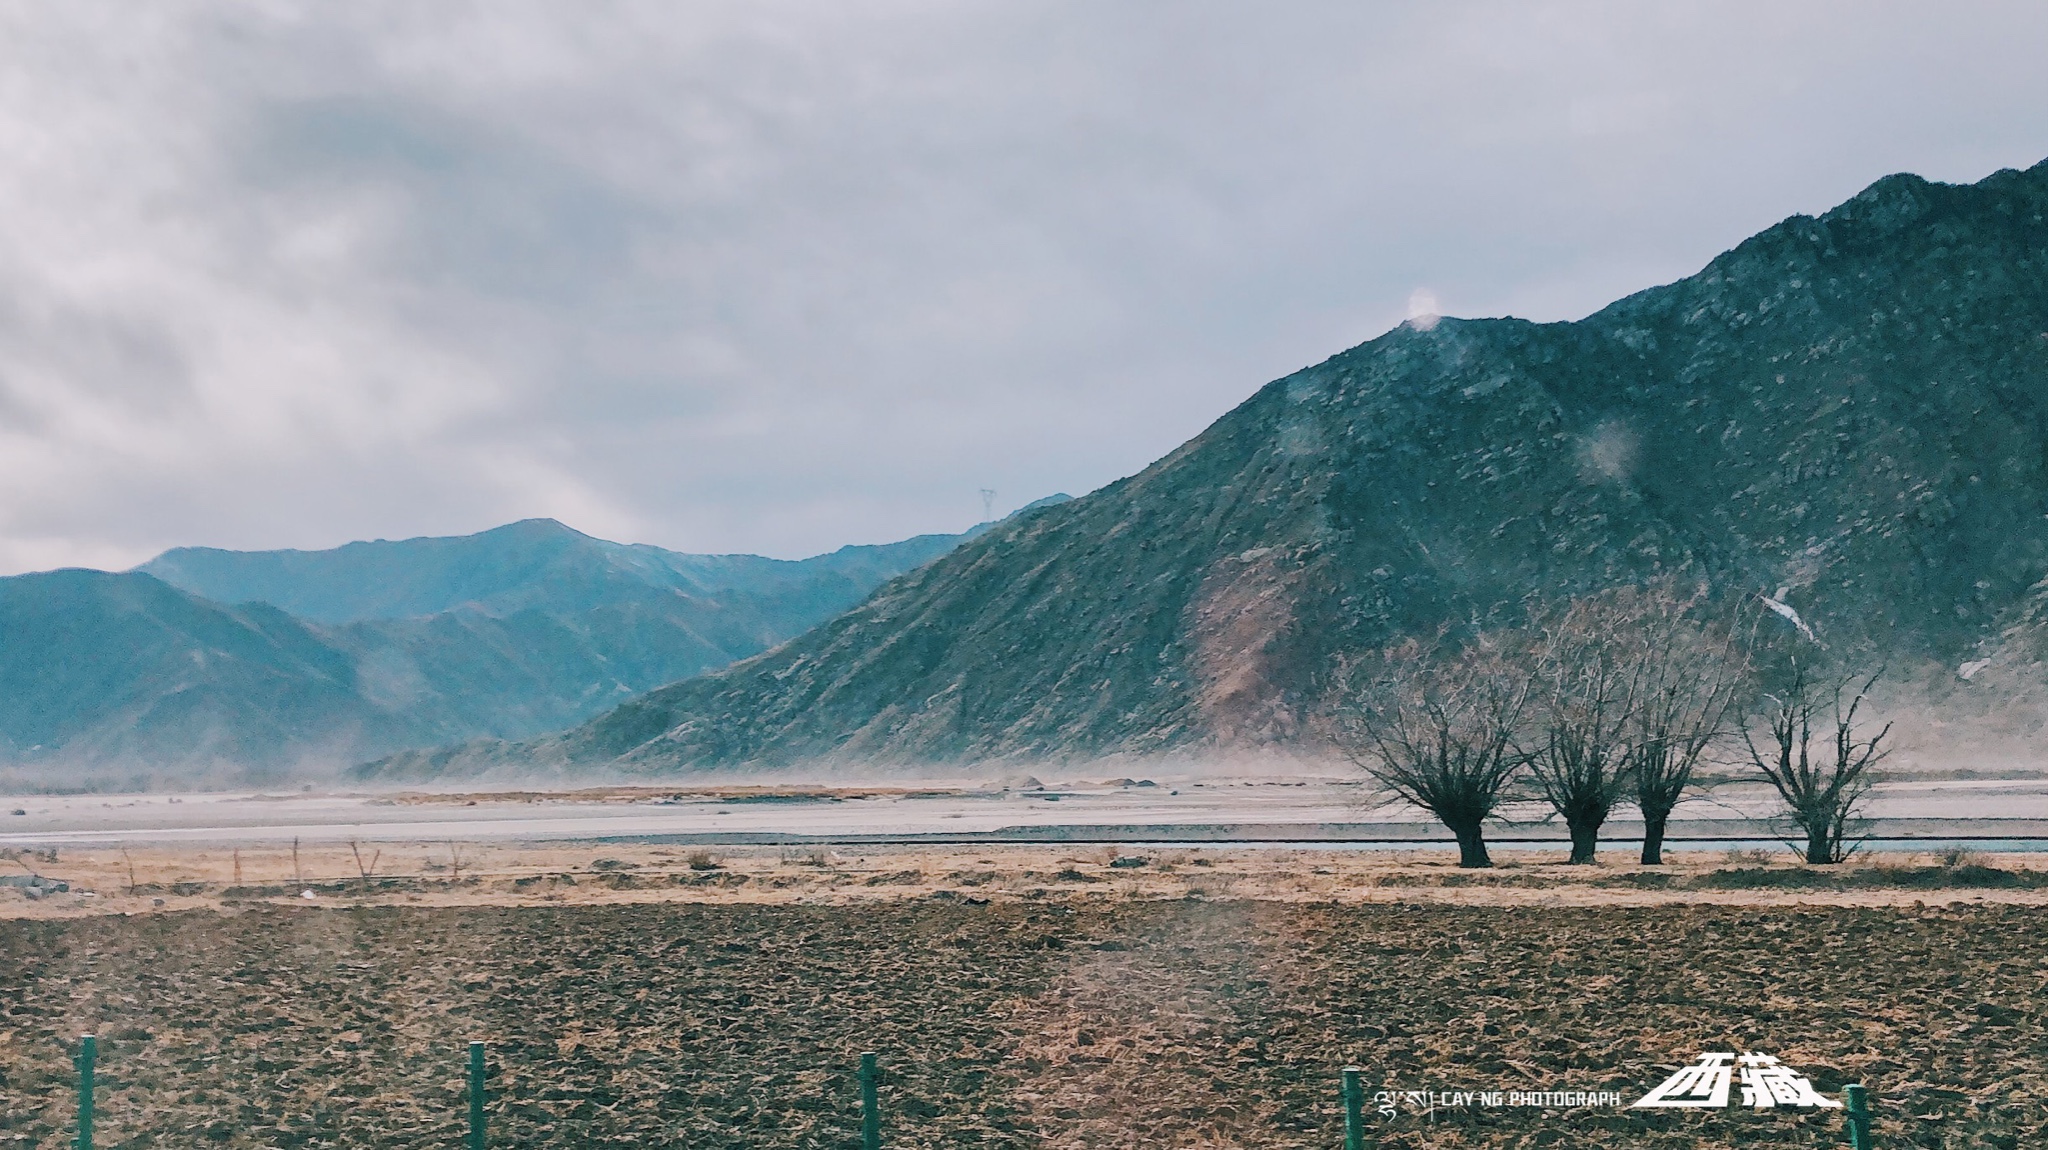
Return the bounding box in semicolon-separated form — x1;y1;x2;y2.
1;848;2042;1147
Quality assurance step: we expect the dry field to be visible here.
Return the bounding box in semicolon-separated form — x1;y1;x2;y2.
2;845;2045;1148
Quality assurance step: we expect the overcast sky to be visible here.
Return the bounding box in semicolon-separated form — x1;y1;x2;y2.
1;2;2045;574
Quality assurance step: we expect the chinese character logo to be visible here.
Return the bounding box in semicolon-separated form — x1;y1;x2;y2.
1633;1053;1840;1110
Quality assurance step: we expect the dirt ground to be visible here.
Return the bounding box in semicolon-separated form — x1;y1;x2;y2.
2;845;2045;1148
11;840;2048;918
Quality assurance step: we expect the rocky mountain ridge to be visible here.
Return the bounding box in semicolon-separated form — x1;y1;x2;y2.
367;157;2048;777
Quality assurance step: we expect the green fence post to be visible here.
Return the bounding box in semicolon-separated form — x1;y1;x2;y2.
468;1041;486;1150
1341;1065;1364;1150
74;1034;96;1150
1843;1083;1872;1149
860;1051;880;1150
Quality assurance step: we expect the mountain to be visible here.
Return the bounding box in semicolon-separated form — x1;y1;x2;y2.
0;570;426;780
3;514;1040;781
366;157;2048;777
315;520;1030;739
141;516;978;628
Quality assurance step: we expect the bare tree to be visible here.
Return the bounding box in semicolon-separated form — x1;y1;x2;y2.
1628;588;1749;865
1522;590;1652;864
1331;633;1532;868
1743;664;1891;864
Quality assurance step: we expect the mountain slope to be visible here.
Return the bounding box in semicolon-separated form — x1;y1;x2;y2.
373;157;2048;776
0;570;423;777
4;516;1028;780
139;517;1012;734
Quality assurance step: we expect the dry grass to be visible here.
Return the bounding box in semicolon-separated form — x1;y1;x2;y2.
7;842;2048;921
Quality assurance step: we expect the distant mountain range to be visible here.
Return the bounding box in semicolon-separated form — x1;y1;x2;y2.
140;517;987;627
367;156;2048;778
1;570;421;780
1;509;1066;783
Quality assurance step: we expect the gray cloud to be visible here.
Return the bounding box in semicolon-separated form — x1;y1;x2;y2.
1;1;2046;572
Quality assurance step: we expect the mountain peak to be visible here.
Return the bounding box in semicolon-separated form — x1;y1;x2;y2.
1820;170;1938;237
479;518;589;541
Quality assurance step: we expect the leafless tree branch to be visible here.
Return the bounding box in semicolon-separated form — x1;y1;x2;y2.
1330;630;1532;868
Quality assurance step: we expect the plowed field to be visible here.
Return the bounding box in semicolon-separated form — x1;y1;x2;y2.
1;897;2040;1148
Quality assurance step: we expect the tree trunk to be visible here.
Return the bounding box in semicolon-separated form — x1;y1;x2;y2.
1640;809;1670;866
1805;825;1834;864
1566;817;1601;865
1451;822;1492;868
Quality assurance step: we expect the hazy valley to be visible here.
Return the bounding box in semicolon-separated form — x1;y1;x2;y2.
0;513;1049;785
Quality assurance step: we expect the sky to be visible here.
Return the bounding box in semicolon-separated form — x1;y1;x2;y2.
1;2;2046;574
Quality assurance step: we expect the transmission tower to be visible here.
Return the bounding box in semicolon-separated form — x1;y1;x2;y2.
979;488;996;522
